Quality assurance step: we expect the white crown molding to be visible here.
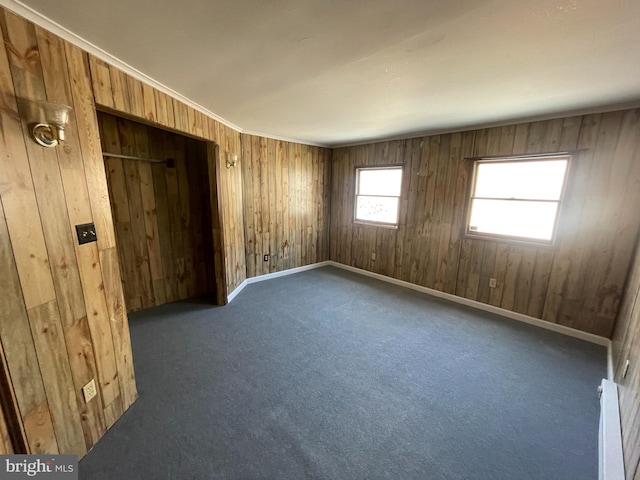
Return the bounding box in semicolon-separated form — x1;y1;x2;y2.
241;129;329;148
3;0;639;151
0;0;244;132
0;0;327;148
331;100;640;149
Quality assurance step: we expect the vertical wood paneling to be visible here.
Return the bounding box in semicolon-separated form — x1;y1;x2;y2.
99;113;218;312
0;202;57;454
207;143;228;306
0;13;56;311
35;24;107;449
2;1;639;462
0;7;137;457
613;236;640;480
1;10;86;454
0;338;27;454
331;111;640;336
89;57;246;296
240;134;331;277
220;127;246;291
99;247;137;411
26;300;86;454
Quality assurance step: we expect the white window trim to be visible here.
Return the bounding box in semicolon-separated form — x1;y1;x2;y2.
354;165;403;228
465;154;572;246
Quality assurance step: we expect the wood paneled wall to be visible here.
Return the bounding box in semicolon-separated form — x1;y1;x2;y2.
87;57;246;297
99;112;218;312
0;8;136;456
241;134;331;277
0;3;329;457
613;235;640;480
2;0;639;462
331;110;640;337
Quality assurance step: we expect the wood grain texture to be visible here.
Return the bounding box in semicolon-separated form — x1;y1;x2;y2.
241;134;331;277
0;12;56;310
208;143;229;306
331;111;640;337
0;200;57;454
89;56;247;297
612;235;640;480
0;338;27;454
99;112;219;311
0;7;136;456
26;301;86;455
0;347;15;454
98;247;137;411
2;0;639;461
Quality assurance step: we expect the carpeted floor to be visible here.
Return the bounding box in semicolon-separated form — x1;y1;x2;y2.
80;266;606;479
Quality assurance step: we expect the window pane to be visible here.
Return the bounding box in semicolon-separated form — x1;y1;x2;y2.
358;168;402;196
356;196;399;224
474;160;568;200
468;199;558;240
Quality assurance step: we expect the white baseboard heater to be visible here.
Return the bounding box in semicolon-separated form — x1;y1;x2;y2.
599;379;625;480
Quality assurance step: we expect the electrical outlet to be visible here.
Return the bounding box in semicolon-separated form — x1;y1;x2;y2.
82;379;97;403
371;252;376;261
623;359;630;379
489;278;497;288
263;254;269;262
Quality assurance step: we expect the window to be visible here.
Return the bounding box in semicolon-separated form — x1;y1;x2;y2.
466;155;570;244
354;166;403;227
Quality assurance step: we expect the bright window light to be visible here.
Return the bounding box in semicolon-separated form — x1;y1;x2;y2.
467;156;570;243
355;166;403;226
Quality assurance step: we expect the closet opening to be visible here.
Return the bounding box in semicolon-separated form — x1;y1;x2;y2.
98;111;222;312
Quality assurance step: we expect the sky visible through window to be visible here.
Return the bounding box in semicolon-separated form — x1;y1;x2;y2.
468;159;568;241
355;167;402;225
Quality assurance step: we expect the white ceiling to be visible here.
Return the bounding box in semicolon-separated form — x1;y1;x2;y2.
6;0;640;146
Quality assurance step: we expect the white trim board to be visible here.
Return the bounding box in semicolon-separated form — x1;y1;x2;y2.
598;379;625;480
5;0;636;151
226;262;619;478
607;345;614;382
227;260;610;348
226;261;331;303
328;261;610;346
0;0;328;148
0;0;241;133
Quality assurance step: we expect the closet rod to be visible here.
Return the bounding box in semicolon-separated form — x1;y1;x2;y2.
102;152;167;164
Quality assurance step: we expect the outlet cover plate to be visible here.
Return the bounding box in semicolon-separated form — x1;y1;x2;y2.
76;223;97;245
83;379;97;403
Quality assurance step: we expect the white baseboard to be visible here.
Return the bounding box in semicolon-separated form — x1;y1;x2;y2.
227;279;248;303
227;260;610;347
607;344;614;381
226;261;331;303
245;261;332;285
326;261;610;347
599;379;625;480
227;260;619;478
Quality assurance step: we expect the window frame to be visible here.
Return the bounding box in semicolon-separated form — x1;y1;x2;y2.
464;154;572;246
353;164;403;228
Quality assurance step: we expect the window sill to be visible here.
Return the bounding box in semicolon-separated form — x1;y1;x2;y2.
463;232;557;249
353;221;399;230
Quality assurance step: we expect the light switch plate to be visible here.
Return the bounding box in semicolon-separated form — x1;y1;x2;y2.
76;223;97;245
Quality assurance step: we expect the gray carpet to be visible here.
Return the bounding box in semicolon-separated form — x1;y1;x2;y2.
80;266;606;479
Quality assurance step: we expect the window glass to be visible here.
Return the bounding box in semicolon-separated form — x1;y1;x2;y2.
355;166;402;226
467;156;570;243
474;160;567;200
